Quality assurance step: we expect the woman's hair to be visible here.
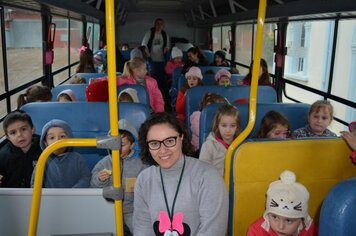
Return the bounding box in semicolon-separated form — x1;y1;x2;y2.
3;110;33;135
76;48;95;73
309;100;334;120
187;46;207;63
244;58;271;85
69;75;86;84
255;111;291;138
138;112;195;165
17;85;52;109
122;57;146;77
212;104;241;137
200;93;228;111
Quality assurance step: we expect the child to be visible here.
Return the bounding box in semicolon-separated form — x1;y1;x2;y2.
165;46;184;78
85;78;109;102
17;85;52;109
199;104;241;176
341;121;356;164
255;111;291;139
76;46;96;73
292;100;337;138
0;111;41;187
91;119;146;234
93;51;105;73
117;58;164;112
176;66;204;122
57;89;77;102
215;68;232;86
247;170;318;236
69;75;86;84
238;58;272;86
118;88;139;103
190;93;228;152
181;46;208;74
211;50;230;67
31;119;91;188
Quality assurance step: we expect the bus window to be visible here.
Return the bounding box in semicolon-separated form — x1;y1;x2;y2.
93;23;100;51
253;22;276;74
212;26;221;52
235;24;253;75
52;16;69;85
5;7;43;90
0;14;4;95
222;26;231;60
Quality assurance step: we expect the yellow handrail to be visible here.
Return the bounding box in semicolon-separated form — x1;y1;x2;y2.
223;0;267;191
27;138;97;236
105;0;124;235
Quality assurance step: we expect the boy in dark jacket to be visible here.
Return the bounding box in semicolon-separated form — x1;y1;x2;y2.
0;111;41;187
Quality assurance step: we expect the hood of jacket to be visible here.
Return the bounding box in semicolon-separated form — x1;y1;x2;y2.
40;119;73;150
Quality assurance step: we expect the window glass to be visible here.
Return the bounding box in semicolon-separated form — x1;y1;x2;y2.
5;7;43;90
212;27;221;52
0;14;4;94
253;23;276;73
70;19;83;72
0;99;6;136
235;24;252;75
52;16;69;85
86;22;93;50
93;23;100;51
331;19;356;124
222;26;231;60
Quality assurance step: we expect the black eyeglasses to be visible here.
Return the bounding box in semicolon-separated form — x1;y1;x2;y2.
146;136;178;150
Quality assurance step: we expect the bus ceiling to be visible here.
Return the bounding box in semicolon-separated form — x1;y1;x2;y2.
2;0;356;26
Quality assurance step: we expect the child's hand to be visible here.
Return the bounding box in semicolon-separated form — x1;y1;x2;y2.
98;169;111;182
341;131;356;151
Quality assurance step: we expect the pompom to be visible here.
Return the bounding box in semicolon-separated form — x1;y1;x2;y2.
280;170;296;184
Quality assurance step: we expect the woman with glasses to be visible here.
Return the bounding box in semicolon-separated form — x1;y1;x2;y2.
133;112;228;236
255;111;291;139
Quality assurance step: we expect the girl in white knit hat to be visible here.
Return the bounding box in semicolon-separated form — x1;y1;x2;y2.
247;170;318;236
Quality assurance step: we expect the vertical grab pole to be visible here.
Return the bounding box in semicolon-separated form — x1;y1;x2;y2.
223;0;267;191
105;0;124;236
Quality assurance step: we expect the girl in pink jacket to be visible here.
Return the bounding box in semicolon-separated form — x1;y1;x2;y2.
117;58;164;112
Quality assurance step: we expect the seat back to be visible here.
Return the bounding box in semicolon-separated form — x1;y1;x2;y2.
186;86;277;129
202;50;215;65
199;103;310;148
21;102;150;169
319;177;356;236
74;73;107;83
52;84;88;101
230;138;356;236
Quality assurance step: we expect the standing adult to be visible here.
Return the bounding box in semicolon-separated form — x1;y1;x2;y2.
141;18;171;106
133;112;228;236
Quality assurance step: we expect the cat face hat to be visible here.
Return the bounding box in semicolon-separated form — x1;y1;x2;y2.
264;170;310;219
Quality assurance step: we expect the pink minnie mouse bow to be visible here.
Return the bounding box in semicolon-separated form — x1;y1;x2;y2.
78;45;87;53
158;211;184;234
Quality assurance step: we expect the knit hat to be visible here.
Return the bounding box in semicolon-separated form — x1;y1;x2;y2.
119;119;138;139
40;119;73;150
263;170;310;219
85;78;109;102
214;50;226;60
171;47;183;59
57;89;77;102
349;121;356;132
118;88;139;103
130;47;143;59
214;69;231;81
185;66;203;79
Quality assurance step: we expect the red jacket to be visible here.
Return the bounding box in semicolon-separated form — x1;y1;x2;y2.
247;217;318;236
165;59;184;77
117;75;164;112
175;90;186;122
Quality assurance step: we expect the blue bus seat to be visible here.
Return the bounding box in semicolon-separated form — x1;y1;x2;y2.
199;66;230;74
186;86;277;130
202;50;215;65
319;177;356;236
21;102;150;169
229;138;356;236
52;84;88;101
199;103;310;149
118;84;150;105
52;83;149;105
177;74;245;89
74;73;107;83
